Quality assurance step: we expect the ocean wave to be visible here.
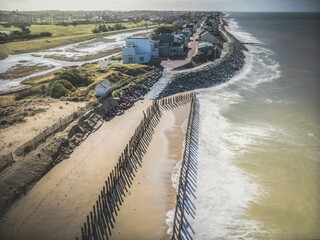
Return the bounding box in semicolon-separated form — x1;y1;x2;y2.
227;18;261;44
185;16;282;239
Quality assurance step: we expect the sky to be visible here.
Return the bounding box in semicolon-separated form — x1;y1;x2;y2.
0;0;320;12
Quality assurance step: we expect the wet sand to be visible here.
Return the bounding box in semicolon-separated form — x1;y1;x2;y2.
110;104;190;240
0;100;151;240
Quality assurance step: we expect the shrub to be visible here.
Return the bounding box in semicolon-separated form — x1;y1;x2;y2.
15;85;46;100
50;82;71;98
54;80;76;92
59;70;91;87
153;25;182;35
193;52;207;63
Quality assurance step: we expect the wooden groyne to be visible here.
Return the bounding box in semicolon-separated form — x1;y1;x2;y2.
158;92;196;111
79;93;196;240
171;95;198;240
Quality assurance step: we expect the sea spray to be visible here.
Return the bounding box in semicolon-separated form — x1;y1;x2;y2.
185;15;282;238
165;149;186;237
165;121;186;236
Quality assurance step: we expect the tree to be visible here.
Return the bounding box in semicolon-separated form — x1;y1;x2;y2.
72;21;78;27
153;25;182;35
92;27;99;33
108;26;115;31
12;21;31;30
113;23;124;30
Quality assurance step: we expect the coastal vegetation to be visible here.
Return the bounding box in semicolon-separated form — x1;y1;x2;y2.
0;63;153;105
0;62;153;134
192;51;207;64
0;22;52;44
48;80;76;98
43;47;121;62
0;21;154;58
0;64;53;80
92;23;127;33
152;25;182;35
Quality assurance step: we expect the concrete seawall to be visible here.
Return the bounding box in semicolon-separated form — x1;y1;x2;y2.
158;22;247;98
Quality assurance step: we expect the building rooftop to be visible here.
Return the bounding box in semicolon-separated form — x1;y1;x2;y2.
127;37;150;39
198;41;213;48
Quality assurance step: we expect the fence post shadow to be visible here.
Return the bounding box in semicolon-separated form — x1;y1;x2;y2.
171;96;199;240
78;93;196;240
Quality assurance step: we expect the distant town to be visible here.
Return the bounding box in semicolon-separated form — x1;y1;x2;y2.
0;10;225;63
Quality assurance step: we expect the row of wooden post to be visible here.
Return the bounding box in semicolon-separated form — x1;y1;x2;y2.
79;101;162;240
78;93;196;240
158;93;196;111
171;95;197;240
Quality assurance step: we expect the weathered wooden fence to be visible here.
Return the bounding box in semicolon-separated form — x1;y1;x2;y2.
0;102;95;173
79;93;196;240
171;95;198;240
79;100;162;240
158;92;196;111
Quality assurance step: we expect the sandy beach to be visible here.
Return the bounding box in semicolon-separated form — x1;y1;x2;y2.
0;98;191;240
0;99;151;239
110;104;190;240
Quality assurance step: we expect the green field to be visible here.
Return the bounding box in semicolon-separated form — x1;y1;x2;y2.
0;21;155;58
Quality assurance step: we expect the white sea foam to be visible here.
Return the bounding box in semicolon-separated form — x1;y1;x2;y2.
187;91;261;239
226;18;261;44
165;17;282;239
165;137;183;236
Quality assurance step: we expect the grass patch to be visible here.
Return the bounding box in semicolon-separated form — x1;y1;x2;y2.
0;64;53;80
109;54;122;61
0;23;157;57
112;76;145;97
22;73;56;85
0;95;16;105
1;62;153;103
58;68;92;87
48;80;75;98
192;51;207;64
107;64;153;76
44;47;122;62
0;51;8;59
15;85;47;100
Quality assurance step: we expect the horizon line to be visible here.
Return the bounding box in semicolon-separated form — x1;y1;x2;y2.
1;9;320;13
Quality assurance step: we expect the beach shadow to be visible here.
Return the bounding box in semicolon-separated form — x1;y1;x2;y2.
171;97;199;240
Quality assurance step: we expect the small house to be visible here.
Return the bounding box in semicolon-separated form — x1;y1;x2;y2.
158;34;185;57
95;80;110;97
199;31;221;45
198;41;222;60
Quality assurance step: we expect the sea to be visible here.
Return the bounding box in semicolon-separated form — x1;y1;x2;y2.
184;12;320;239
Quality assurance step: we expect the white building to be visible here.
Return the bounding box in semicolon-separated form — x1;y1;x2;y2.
95;80;110;97
122;37;158;64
